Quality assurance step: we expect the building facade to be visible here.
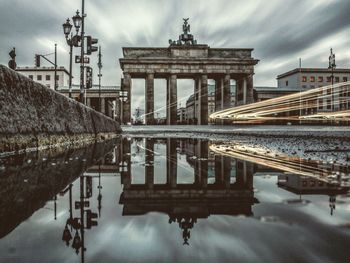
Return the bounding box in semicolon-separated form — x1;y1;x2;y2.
277;68;350;90
277;68;350;113
16;66;70;90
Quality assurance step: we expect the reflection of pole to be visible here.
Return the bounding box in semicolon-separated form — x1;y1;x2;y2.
69;184;73;220
79;176;85;262
54;195;57;220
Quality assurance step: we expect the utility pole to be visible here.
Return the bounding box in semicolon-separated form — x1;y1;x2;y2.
97;46;102;112
54;43;57;90
79;0;86;104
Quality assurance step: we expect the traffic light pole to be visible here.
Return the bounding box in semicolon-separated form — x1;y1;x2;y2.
79;0;85;104
54;44;57;91
69;42;73;98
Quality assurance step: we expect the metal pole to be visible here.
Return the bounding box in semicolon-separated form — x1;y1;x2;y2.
98;46;102;112
69;42;73;98
80;0;85;104
54;43;57;91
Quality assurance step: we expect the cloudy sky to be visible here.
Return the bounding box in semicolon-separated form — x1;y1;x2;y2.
1;0;350;117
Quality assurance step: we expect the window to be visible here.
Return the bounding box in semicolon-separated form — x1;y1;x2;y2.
318;99;323;109
310;85;315;89
46;75;51;81
285;80;288;86
46;84;50;88
28;75;33;80
343;77;348;82
318;76;323;82
327;99;331;109
335;77;339;83
56;75;59;81
37;75;42;81
310;76;315;82
302;76;307;82
327;76;331;82
302;85;307;89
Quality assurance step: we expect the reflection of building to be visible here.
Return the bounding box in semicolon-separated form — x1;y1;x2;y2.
277;173;349;195
277;173;349;215
16;66;70;89
117;138;258;245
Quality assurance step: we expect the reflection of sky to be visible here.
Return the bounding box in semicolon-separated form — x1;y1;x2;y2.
1;138;350;262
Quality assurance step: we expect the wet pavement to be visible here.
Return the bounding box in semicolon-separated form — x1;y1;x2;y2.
0;137;349;263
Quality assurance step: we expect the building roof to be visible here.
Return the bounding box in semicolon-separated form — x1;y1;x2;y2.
277;68;350;79
58;84;120;91
254;86;301;93
16;66;71;76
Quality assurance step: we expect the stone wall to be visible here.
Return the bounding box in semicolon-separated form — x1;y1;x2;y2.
0;65;121;153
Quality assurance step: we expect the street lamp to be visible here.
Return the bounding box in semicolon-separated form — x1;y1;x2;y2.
72;10;82;32
63;11;83;99
328;48;336;112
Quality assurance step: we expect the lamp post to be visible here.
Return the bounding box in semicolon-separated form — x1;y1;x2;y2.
79;0;86;104
97;46;102;112
328;48;336;112
63;11;82;99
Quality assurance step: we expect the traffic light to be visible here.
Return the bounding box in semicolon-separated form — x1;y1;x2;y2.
86;210;98;229
86;36;98;55
8;48;17;70
35;54;41;67
85;67;93;89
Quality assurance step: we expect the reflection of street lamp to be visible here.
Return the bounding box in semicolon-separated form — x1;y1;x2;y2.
63;11;82;99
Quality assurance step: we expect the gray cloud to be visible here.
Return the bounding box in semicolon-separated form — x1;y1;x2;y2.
1;0;350;117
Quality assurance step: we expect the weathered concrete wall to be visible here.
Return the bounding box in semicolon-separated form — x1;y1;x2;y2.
0;65;121;153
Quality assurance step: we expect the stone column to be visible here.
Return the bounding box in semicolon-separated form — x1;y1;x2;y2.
101;97;106;114
86;98;91;108
223;156;231;189
246;74;254;104
145;73;154;125
166;138;177;188
198;75;208;125
199;140;208;188
123;73;131;124
145;139;154;189
121;137;131;189
215;155;223;185
236;78;243;106
166;74;177;125
215;77;223;111
243;78;247;104
223;74;231;109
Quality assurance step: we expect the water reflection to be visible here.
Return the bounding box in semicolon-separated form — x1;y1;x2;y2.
1;137;350;262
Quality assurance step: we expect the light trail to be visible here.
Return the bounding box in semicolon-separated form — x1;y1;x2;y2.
209;143;346;184
210;82;350;123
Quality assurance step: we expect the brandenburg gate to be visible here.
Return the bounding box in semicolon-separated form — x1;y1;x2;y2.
119;19;259;125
